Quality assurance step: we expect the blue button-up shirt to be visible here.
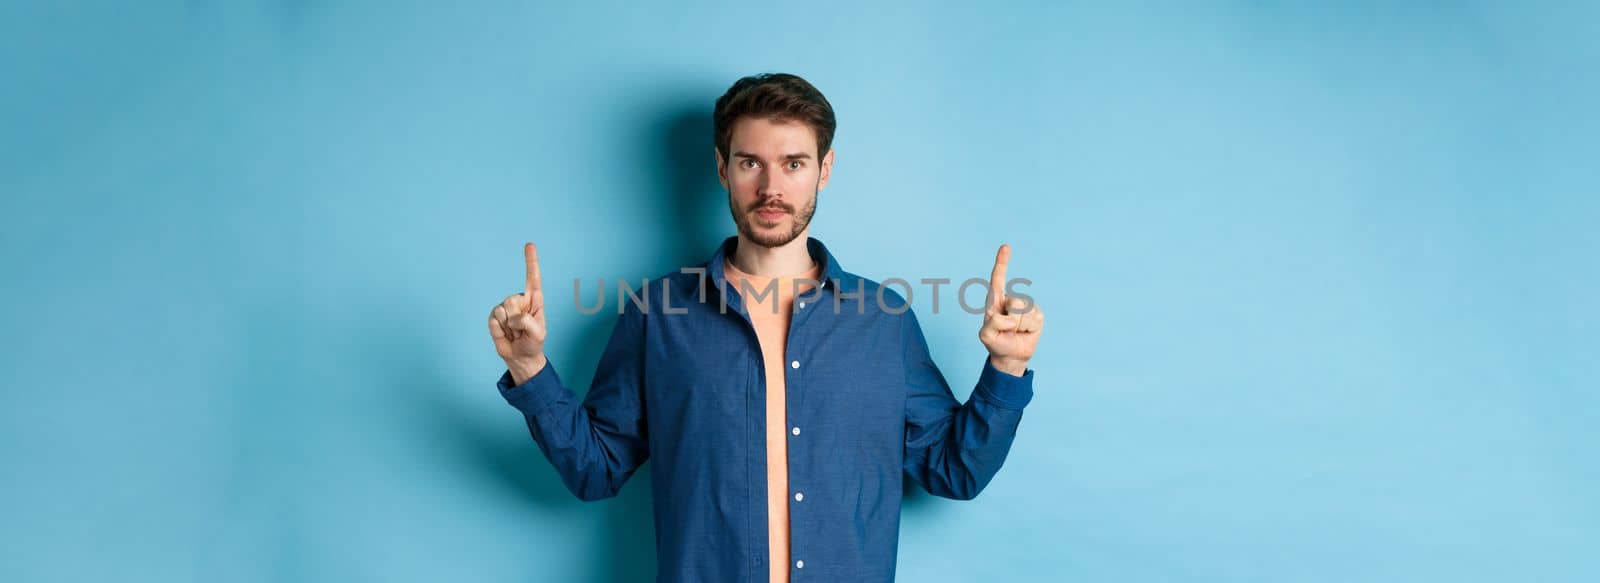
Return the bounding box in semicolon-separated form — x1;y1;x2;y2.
497;236;1034;582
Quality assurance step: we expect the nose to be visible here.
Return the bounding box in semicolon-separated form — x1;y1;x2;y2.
757;168;781;199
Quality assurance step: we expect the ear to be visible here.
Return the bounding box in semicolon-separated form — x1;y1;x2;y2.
818;147;836;191
715;147;729;190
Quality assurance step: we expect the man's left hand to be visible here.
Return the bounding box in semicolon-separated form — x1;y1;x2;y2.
978;243;1044;376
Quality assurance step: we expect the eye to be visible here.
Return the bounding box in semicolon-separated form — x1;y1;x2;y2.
787;161;803;171
741;159;759;169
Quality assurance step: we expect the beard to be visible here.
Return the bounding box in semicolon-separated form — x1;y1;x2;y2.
729;188;818;249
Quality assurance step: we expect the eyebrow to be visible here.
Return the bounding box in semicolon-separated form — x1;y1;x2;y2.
732;150;813;161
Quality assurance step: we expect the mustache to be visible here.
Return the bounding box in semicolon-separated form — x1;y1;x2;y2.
747;199;795;214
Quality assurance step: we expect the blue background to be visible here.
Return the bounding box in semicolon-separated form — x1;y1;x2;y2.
3;1;1596;581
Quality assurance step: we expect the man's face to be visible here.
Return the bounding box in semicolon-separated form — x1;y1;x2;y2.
717;116;834;248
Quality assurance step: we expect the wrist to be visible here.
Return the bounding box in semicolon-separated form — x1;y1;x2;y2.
989;355;1028;377
508;354;548;386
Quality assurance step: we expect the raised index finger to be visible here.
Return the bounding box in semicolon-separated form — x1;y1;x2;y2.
988;243;1010;312
524;242;542;298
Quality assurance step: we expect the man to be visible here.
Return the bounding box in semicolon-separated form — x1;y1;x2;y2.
487;73;1045;582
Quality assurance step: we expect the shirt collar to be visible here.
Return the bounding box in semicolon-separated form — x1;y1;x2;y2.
706;235;846;296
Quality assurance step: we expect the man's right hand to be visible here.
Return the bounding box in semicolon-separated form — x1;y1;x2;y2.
489;242;549;385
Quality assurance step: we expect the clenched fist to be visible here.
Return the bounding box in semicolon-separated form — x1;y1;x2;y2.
489;242;549;385
979;244;1044;376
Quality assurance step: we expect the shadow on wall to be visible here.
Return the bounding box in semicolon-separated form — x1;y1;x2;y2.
414;97;726;582
633;95;733;271
401;309;651;583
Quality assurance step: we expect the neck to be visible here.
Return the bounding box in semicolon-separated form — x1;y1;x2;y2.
731;229;815;277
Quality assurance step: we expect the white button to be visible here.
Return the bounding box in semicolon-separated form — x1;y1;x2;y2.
798;301;806;309
790;360;799;369
796;560;805;569
794;492;804;502
792;426;801;436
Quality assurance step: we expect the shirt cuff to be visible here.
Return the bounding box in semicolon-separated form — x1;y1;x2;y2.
496;360;565;417
975;357;1034;410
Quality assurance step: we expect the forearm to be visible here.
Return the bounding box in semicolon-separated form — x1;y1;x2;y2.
988;355;1028;377
497;361;646;501
907;359;1034;500
508;354;548;386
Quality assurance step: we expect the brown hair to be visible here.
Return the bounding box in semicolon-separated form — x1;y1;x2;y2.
713;73;837;164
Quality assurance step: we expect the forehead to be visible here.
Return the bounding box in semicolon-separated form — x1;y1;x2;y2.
729;116;818;156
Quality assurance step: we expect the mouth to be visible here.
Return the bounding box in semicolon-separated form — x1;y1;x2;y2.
753;207;789;222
